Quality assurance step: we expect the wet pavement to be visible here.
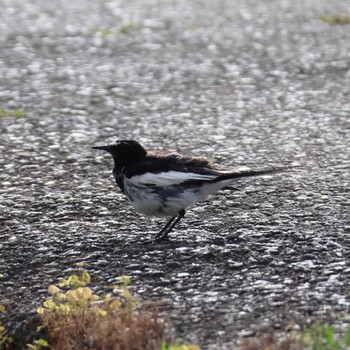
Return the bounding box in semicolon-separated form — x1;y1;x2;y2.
1;0;350;348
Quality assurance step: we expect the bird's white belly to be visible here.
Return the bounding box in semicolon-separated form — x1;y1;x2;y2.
124;181;198;217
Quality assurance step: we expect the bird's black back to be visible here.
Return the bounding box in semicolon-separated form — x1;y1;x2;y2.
123;152;219;178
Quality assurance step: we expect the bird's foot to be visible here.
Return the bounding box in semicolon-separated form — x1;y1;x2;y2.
152;235;171;244
136;235;171;245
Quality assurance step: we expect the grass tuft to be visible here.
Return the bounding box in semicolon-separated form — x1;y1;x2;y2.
0;108;25;118
11;264;200;350
302;322;350;350
320;13;350;24
161;340;200;350
97;28;113;37
94;23;134;37
241;323;350;350
0;308;14;349
241;332;297;350
119;23;134;34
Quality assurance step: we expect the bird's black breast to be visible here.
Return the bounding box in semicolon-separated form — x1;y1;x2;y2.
113;167;126;193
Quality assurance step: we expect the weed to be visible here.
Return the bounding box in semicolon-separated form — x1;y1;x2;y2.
302;322;350;350
0;308;13;349
241;331;299;350
97;28;113;37
161;339;201;350
0;273;10;348
119;23;134;34
0;108;25;118
27;338;50;349
241;323;350;350
320;14;350;24
0;328;14;349
23;265;200;350
94;23;134;37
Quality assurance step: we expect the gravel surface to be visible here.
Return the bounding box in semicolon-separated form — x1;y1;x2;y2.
1;0;349;348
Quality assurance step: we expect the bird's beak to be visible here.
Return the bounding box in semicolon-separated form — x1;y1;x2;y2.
91;145;113;152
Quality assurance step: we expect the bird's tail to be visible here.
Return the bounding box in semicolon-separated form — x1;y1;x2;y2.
197;166;298;199
216;166;293;181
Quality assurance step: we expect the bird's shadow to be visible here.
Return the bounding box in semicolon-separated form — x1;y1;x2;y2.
111;235;228;253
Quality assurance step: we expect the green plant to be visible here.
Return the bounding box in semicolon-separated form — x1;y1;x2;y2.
27;339;50;349
0;307;13;349
302;322;350;350
97;27;113;37
0;274;11;348
240;331;296;350
320;14;350;24
93;23;134;37
0;108;25;118
0;324;12;349
241;322;350;350
119;23;134;34
161;339;201;350
24;265;200;350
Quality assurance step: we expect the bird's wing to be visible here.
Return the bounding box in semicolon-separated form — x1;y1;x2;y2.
124;154;219;177
128;171;218;187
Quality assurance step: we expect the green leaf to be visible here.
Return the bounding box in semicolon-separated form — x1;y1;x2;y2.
120;23;134;34
118;275;131;286
346;326;350;346
43;299;57;310
82;271;91;284
323;325;336;346
320;14;350;24
67;274;86;288
75;261;86;268
99;28;113;36
35;338;50;347
0;108;25;118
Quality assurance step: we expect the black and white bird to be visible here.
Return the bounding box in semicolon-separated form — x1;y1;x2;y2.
93;140;285;242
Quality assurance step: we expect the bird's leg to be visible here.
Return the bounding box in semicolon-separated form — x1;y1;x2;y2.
154;216;177;239
153;209;186;242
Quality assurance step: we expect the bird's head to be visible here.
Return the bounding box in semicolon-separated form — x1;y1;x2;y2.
92;139;147;165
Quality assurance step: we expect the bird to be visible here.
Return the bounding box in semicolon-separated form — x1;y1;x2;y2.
92;139;286;242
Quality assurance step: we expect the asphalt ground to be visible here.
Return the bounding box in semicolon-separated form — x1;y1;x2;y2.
1;0;349;348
